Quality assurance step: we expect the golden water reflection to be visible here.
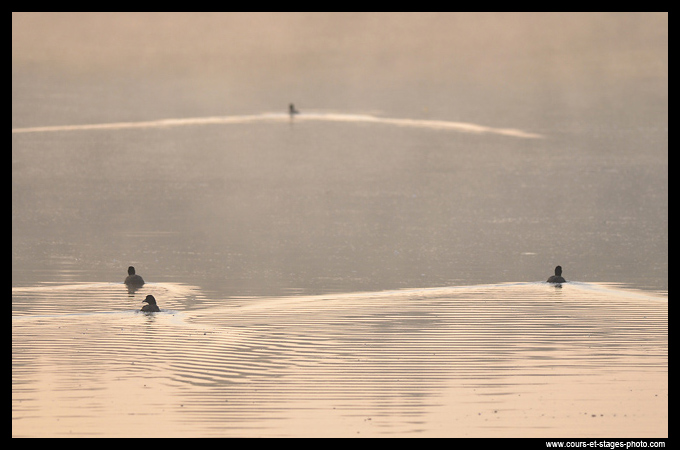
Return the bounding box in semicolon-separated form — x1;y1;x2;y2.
12;282;667;437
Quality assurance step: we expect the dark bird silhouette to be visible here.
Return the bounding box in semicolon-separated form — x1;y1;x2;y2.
289;103;299;117
547;265;566;283
141;295;160;312
124;266;145;287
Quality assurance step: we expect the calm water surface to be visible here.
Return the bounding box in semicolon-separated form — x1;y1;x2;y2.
13;13;667;437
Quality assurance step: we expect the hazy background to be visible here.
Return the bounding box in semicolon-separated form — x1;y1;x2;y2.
11;13;669;438
12;12;668;295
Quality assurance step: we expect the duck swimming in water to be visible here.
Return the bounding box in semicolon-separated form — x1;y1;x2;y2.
141;295;160;312
547;265;566;283
124;266;145;287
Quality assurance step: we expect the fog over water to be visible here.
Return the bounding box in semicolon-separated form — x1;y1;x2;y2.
12;12;667;295
13;13;667;437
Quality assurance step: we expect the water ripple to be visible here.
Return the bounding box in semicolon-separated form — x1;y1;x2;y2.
12;282;666;437
11;112;543;139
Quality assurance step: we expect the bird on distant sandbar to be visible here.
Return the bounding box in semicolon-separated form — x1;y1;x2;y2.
289;103;299;118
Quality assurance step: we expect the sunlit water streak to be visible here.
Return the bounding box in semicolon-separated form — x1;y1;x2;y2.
12;281;666;437
10;112;543;139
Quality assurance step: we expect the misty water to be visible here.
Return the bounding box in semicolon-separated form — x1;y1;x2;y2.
12;13;667;437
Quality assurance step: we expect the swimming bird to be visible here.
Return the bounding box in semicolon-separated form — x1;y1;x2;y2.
141;295;161;312
124;266;145;287
289;103;299;117
547;265;566;283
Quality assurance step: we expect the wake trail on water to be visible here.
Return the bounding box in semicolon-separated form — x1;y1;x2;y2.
12;112;544;139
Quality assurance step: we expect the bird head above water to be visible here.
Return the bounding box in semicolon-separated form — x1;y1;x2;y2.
547;265;566;283
141;295;160;312
125;266;145;289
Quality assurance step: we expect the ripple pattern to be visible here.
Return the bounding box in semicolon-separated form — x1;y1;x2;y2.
12;282;667;437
